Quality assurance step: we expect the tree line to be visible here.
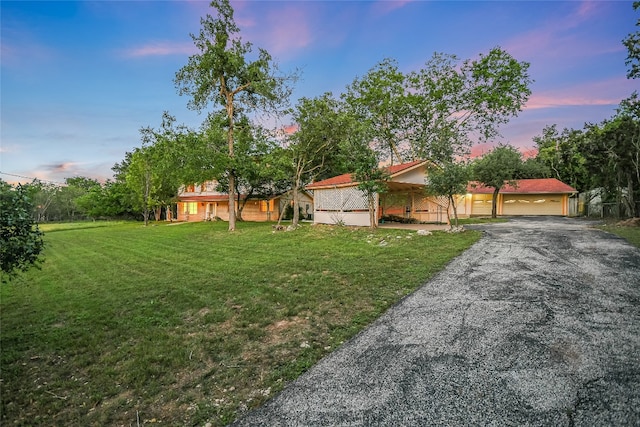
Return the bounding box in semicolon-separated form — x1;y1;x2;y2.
8;0;640;227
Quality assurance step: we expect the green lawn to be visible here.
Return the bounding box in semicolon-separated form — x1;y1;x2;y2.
599;223;640;248
1;221;480;426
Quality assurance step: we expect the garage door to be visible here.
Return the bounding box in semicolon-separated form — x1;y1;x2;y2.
471;194;493;216
502;194;563;216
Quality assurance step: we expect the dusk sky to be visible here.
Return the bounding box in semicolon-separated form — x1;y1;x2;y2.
1;0;638;184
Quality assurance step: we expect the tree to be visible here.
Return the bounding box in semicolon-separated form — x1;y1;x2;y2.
353;149;389;229
286;93;353;227
472;144;523;218
407;48;532;162
343;59;409;164
533;125;590;191
623;1;640;79
425;160;470;227
0;180;45;280
175;0;295;231
582;94;640;217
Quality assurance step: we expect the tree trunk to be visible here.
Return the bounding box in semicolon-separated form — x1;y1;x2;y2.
368;193;377;228
449;194;458;227
491;187;500;218
292;182;300;227
226;90;236;232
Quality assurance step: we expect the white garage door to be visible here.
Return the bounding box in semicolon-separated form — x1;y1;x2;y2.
502;194;563;216
471;195;493;216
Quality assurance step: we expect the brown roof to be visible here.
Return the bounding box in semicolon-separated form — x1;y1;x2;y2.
467;178;577;194
306;160;427;190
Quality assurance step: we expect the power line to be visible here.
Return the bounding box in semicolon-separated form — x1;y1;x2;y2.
0;171;65;186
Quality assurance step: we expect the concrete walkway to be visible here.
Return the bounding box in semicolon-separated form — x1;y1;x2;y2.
231;217;640;426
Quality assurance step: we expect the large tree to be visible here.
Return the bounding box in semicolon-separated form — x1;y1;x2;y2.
0;180;44;280
343;59;408;165
175;0;295;231
472;144;523;218
582;94;640;217
533;124;590;192
286;93;354;227
407;48;532;162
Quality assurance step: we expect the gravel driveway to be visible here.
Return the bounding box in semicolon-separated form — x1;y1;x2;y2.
231;217;640;426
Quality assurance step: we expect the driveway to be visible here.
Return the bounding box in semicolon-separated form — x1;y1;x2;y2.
231;217;640;426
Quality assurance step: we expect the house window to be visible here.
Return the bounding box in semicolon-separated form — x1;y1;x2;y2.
183;202;198;214
260;200;275;212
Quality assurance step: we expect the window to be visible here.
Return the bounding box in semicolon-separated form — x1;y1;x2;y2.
260;200;275;212
182;202;198;214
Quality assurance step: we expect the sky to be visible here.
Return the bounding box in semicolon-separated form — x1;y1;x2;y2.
1;0;638;185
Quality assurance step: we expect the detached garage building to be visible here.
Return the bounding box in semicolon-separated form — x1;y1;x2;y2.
465;178;578;217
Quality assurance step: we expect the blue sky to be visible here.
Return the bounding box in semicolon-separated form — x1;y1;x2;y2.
1;0;638;184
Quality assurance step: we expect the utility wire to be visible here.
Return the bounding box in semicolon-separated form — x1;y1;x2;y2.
0;171;65;186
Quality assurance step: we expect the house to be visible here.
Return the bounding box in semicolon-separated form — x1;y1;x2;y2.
307;160;447;226
176;181;313;222
462;178;578;217
307;162;579;227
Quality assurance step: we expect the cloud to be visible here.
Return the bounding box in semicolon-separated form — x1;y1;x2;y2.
121;41;196;58
372;0;415;16
0;33;56;70
502;1;612;62
282;124;299;135
41;162;81;174
238;4;315;58
524;77;635;110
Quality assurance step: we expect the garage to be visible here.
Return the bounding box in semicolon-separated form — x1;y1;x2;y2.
467;178;577;217
502;194;563;216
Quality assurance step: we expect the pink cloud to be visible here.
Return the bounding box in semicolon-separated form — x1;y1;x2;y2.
282;124;299;135
524;77;635;110
122;41;196;58
243;5;314;58
503;1;609;61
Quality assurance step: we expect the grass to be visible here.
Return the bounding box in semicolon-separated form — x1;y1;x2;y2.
1;221;480;426
598;222;640;248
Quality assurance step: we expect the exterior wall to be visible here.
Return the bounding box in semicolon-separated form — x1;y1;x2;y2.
314;210;372;227
392;166;427;185
177;201;229;222
239;200;279;222
313;186;376;226
177;199;284;222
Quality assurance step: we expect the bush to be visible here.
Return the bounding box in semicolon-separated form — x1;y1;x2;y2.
0;180;45;280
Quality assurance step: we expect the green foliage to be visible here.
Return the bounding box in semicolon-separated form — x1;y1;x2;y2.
285;93;360;225
533;124;590;191
1;222;480;425
341;48;531;165
472;144;524;218
425;161;470;226
174;0;296;231
343;58;408;164
0;180;44;279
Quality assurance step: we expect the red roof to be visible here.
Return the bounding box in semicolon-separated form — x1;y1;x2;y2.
467;178;577;194
306;160;427;190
